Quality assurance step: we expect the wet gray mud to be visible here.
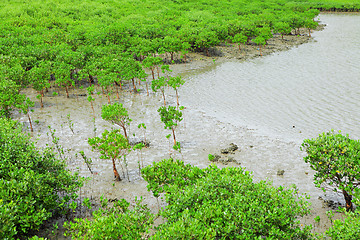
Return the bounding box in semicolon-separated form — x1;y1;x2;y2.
14;13;360;237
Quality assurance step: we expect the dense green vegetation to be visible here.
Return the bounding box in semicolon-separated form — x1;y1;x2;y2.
64;197;154;239
0;0;320;118
0;118;83;239
66;159;314;239
1;0;359;117
306;0;360;11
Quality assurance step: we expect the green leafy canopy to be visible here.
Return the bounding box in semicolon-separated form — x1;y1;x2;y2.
0;118;83;239
142;159;313;239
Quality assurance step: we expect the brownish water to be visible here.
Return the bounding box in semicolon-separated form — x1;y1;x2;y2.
14;13;360;237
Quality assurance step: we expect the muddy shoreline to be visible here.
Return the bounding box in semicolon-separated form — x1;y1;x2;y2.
17;23;345;238
167;24;325;75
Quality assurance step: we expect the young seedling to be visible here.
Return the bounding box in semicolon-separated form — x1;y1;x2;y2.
54;61;74;98
137;70;149;96
88;129;130;181
158;105;183;146
123;155;130;181
87;85;96;118
78;151;93;175
133;142;145;175
101;103;132;140
168;76;185;108
47;126;64;160
173;141;181;153
97;74;114;104
66;113;75;134
161;65;172;78
29;61;52;108
137;123;147;146
151;77;168;106
20;97;35;132
142;56;163;81
232;33;248;52
181;42;191;63
253;36;266;56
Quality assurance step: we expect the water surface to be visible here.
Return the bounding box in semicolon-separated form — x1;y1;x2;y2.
181;13;360;142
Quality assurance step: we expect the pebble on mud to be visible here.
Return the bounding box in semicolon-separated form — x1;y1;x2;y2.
220;143;239;154
219;156;238;165
209;143;241;165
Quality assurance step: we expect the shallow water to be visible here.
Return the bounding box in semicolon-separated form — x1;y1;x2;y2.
181;13;360;142
15;13;360;237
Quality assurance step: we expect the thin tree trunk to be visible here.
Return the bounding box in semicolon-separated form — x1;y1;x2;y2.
157;66;160;78
105;88;110;104
116;85;120;99
27;112;33;132
112;159;121;181
132;78;138;93
65;85;69;98
175;88;179;107
172;128;176;146
140;149;143;168
161;90;166;106
144;132;147;147
89;74;94;83
151;69;155;80
39;92;44;108
343;190;353;212
90;101;95;118
124;155;130;181
122;125;128;140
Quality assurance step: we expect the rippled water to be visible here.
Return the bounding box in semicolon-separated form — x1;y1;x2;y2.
181;13;360;142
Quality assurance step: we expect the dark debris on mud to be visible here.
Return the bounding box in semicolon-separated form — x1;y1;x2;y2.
209;143;240;165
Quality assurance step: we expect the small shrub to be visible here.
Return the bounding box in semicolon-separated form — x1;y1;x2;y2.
143;159;313;239
64;197;154;239
301;130;360;211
